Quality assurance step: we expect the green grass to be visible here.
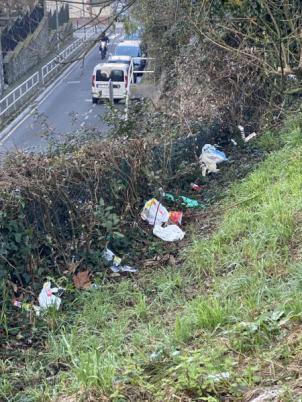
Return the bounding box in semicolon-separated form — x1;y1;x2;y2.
3;118;302;400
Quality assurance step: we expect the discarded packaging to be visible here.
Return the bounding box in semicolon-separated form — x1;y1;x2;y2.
153;224;185;242
165;192;202;209
207;372;230;382
38;281;62;310
180;195;200;208
190;183;202;192
238;125;257;143
103;247;138;273
102;248;122;266
169;211;183;225
13;299;22;308
141;198;169;226
199;144;228;176
110;264;138;273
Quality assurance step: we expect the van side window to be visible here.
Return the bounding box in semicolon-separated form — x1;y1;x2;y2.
110;70;124;82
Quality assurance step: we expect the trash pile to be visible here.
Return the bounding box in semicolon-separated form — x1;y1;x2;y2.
141;198;185;241
9;140;229;318
199;144;228;176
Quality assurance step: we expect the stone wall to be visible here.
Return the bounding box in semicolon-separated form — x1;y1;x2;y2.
3;16;49;85
3;17;73;86
0;38;4;96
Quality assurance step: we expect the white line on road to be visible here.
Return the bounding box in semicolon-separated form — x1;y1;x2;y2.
66;80;81;84
80;122;85;127
88;108;93;113
85;99;92;102
84;115;89;120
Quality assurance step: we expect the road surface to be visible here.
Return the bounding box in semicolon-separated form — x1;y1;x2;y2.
0;33;122;154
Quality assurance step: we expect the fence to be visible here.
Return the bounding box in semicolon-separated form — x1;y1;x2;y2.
0;28;97;118
0;72;39;116
41;39;82;83
125;57;155;120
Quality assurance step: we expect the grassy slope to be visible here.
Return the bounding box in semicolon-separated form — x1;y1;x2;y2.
2;121;302;401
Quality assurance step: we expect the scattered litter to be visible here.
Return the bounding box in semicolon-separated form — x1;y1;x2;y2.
102;247;138;273
13;299;22;308
164;192;203;208
110;265;138;273
12;299;41;315
249;387;281;402
153;224;185;242
207;372;230;382
141;198;169;225
199;144;228;176
287;74;297;81
38;281;62;310
102;247;122;266
90;283;101;289
180;195;200;208
231;138;237;146
33;305;42;316
238;125;257;143
169;211;183;225
73;270;92;289
190;183;203;192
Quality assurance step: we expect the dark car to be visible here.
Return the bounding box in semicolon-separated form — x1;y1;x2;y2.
114;41;146;74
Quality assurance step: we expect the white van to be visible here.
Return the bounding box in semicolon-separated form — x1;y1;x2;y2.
91;62;130;104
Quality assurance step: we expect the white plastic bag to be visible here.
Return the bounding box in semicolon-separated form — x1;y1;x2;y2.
38;281;61;310
141;198;169;226
199;144;227;176
153;224;185;242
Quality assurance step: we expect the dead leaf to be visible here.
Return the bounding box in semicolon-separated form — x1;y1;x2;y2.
73;271;91;289
67;259;82;274
168;255;176;266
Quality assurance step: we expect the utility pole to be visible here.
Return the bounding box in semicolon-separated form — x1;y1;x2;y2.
56;0;60;51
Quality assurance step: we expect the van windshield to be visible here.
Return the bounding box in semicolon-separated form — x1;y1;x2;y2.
96;70;124;82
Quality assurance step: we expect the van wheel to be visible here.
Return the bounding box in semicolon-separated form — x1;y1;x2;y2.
92;97;98;104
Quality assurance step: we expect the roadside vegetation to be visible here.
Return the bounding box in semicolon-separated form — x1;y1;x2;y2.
2;116;302;401
2;1;302;401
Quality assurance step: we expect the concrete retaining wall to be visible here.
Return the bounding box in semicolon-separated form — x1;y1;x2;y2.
3;19;73;86
3;17;49;85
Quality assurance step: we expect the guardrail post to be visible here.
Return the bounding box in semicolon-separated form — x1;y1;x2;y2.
40;67;44;86
109;79;114;105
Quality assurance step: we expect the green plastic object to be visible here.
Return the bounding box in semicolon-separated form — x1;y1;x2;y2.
164;193;204;209
180;196;200;208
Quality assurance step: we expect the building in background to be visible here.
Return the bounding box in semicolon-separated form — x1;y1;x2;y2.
46;1;113;24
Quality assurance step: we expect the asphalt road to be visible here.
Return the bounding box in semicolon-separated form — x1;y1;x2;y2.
0;33;122;154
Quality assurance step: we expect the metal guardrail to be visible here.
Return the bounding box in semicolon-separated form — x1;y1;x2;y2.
0;28;98;118
125;57;155;120
0;72;40;116
41;38;82;82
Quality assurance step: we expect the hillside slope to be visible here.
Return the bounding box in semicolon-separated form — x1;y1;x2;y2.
2;120;302;401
